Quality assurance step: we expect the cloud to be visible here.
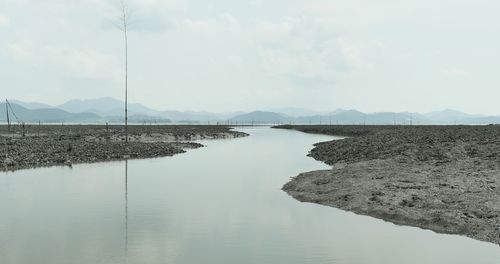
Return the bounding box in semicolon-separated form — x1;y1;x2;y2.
0;13;9;28
5;41;121;82
47;47;122;82
163;13;363;90
2;0;500;114
5;42;35;62
178;13;241;35
439;67;467;76
128;0;187;13
254;18;364;87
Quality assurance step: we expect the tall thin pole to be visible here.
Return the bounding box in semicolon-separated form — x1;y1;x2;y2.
6;99;10;132
125;22;128;143
121;1;129;143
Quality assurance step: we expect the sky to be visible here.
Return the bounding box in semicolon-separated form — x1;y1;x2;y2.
0;0;499;114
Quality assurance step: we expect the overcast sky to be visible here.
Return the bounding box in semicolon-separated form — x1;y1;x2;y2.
1;0;499;114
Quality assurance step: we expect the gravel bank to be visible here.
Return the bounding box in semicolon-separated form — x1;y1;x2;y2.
274;125;500;245
1;125;247;171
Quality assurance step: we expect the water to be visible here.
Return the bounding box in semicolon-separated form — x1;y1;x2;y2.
1;127;499;264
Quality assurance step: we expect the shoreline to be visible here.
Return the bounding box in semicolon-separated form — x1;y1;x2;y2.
275;125;500;245
1;125;247;172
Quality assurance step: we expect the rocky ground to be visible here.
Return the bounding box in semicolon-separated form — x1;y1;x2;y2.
0;125;247;171
274;125;500;245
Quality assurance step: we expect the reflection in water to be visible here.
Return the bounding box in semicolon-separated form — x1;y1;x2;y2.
125;159;128;264
1;127;500;264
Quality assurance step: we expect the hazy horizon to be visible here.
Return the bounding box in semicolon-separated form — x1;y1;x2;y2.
1;0;499;114
6;96;497;117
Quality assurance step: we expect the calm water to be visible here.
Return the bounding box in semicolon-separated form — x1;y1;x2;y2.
1;127;500;264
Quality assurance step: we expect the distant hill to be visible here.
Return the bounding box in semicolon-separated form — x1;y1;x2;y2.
4;98;500;125
295;110;365;124
230;111;292;124
364;112;426;125
106;114;171;124
0;103;101;123
424;109;485;123
56;97;241;122
293;110;425;125
159;110;220;122
0;102;170;124
10;100;53;110
456;116;500;125
58;97;160;117
271;107;325;117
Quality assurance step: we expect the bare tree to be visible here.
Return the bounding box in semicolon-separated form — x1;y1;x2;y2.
118;0;129;143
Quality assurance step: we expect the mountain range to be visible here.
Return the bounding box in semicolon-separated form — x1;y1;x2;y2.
2;97;500;125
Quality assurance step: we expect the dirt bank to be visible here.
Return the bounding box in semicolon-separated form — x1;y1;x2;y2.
275;125;500;245
0;125;247;171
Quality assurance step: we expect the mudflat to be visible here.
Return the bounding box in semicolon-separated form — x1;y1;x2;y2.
275;125;500;245
0;125;247;171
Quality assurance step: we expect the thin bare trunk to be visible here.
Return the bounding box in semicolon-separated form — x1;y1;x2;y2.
121;1;129;143
124;23;128;143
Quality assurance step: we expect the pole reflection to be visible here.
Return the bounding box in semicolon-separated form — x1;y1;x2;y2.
125;159;128;264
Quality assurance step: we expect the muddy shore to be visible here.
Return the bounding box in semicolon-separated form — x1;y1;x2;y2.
0;125;247;171
275;125;500;245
